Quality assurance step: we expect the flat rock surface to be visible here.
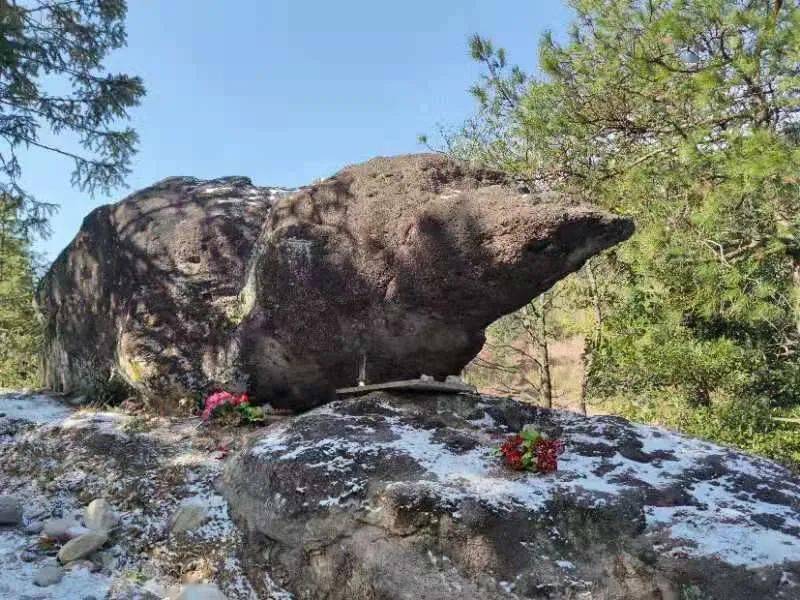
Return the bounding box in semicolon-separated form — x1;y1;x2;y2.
223;391;800;599
0;495;22;525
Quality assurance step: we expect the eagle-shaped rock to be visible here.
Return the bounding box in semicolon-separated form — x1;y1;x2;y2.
37;154;633;410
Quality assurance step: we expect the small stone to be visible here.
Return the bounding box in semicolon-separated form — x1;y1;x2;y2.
33;565;64;587
66;525;91;539
172;583;227;600
64;559;99;573
0;495;22;525
57;531;108;563
169;501;209;535
142;579;168;597
93;549;116;570
24;520;44;535
42;518;81;541
84;499;118;532
20;550;39;562
181;569;206;584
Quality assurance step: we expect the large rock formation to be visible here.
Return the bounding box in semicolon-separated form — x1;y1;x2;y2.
36;176;290;407
38;154;633;410
223;391;800;599
2;390;799;598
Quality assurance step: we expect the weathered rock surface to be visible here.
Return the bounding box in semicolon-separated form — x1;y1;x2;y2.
223;391;800;599
4;390;800;598
38;154;633;410
0;495;22;525
36;175;287;409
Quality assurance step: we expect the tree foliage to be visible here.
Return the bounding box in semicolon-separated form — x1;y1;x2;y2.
0;0;143;386
444;0;800;463
0;195;41;386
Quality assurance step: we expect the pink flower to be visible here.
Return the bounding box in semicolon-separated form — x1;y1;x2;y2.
201;391;250;421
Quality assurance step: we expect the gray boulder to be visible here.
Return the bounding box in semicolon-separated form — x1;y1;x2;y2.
0;494;22;525
33;565;64;587
37;154;632;410
222;391;800;600
37;175;284;410
237;155;633;409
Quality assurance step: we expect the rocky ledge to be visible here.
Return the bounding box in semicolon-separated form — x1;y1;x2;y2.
224;392;800;599
2;391;800;599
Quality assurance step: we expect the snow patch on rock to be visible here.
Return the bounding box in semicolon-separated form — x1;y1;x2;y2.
0;392;72;425
248;400;800;569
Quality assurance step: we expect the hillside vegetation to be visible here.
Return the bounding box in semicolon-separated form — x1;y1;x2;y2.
432;0;800;465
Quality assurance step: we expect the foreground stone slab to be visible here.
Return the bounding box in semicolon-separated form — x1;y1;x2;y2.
38;154;633;411
223;391;800;600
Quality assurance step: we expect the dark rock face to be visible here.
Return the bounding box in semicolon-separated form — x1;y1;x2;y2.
37;176;290;407
38;154;633;409
223;391;800;600
238;155;633;409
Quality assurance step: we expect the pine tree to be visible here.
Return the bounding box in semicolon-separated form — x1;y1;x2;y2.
0;0;143;386
443;0;800;462
0;194;41;386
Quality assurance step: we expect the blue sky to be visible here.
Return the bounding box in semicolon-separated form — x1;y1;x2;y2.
27;1;573;261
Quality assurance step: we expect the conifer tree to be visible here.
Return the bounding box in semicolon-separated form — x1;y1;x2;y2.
0;0;143;385
442;0;800;462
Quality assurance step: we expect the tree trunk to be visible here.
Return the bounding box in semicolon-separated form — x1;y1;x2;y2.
793;258;800;339
579;339;591;416
539;294;552;409
579;260;603;416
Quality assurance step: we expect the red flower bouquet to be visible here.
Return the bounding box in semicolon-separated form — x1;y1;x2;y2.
202;391;249;421
498;426;565;473
201;391;264;424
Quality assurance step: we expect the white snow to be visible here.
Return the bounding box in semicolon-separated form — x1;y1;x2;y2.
467;411;499;429
0;392;72;425
59;411;130;437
